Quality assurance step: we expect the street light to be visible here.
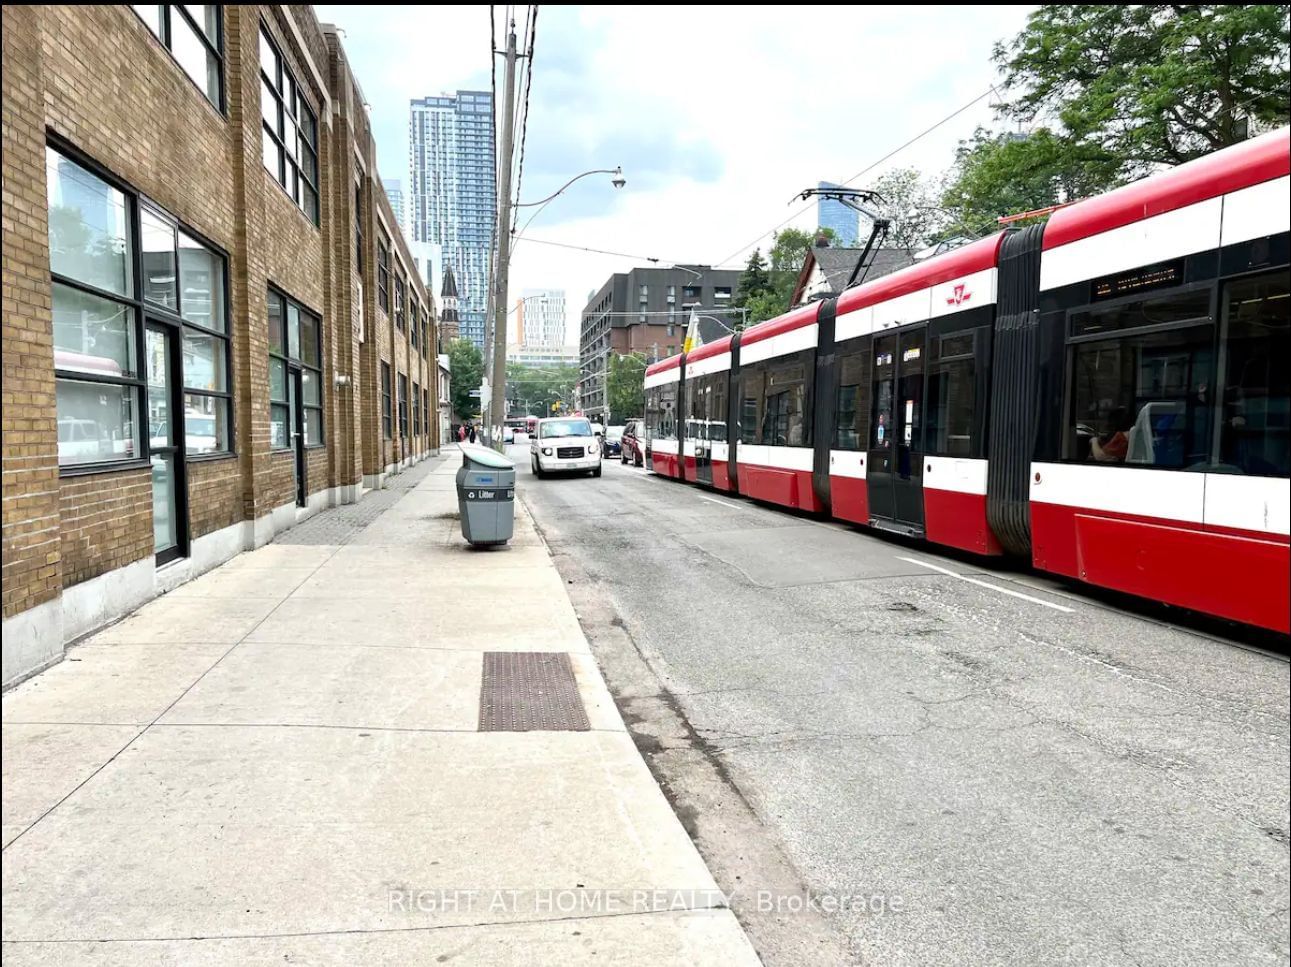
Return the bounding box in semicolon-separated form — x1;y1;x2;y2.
511;167;625;247
487;166;625;449
514;167;626;210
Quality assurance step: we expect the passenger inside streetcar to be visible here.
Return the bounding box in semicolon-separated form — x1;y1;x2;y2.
1089;406;1133;463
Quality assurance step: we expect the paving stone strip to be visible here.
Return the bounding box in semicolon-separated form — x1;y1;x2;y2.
274;456;446;545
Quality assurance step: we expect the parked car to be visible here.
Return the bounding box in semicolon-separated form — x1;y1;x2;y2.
619;420;645;467
602;425;625;458
531;416;602;478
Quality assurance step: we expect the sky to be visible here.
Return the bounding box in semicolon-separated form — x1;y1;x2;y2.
315;5;1035;344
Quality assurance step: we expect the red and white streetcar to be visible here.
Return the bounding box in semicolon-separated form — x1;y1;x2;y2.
643;129;1290;633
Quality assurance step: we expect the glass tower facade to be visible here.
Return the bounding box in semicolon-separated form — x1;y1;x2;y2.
409;92;496;349
382;178;405;240
817;180;860;247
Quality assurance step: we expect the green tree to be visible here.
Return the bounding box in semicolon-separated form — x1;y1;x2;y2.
606;353;646;423
745;290;787;327
505;361;579;416
447;338;484;421
940;127;1122;235
996;5;1291;175
739;227;838;324
734;249;773;311
870;168;951;255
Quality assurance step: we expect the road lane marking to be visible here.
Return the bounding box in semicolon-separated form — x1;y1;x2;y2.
697;495;742;510
898;556;1075;613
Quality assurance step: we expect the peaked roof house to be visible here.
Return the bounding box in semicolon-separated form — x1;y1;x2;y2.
790;241;913;307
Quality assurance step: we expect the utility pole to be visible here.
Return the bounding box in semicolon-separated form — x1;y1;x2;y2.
489;20;518;448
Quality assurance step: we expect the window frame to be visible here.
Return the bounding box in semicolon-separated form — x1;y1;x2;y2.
397;372;409;438
268;287;325;451
47;139;234;474
1211;269;1290;477
394;272;406;331
258;22;319;225
354;178;364;274
833;343;871;452
1061;279;1219;470
131;5;225;112
377;237;390;312
381;361;393;439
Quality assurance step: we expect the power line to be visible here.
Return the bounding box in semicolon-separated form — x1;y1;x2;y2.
511;6;538;234
715;85;1000;269
510;6;529;178
519;234;696;266
483;5;499;368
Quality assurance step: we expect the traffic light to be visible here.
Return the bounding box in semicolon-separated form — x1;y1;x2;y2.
551;400;562;413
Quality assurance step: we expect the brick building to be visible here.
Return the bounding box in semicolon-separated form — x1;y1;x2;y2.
2;6;442;685
578;265;741;421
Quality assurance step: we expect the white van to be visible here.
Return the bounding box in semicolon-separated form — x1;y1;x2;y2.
531;416;602;478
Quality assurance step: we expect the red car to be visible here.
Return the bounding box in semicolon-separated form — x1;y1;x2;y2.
619;420;645;467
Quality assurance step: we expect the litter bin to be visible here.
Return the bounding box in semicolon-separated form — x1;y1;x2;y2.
456;444;516;546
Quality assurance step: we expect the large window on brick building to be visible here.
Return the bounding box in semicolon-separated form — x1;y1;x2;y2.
173;228;231;454
377;237;390;312
47;144;231;468
413;381;422;437
381;362;392;438
423;387;431;439
132;5;224;109
259;25;318;224
394;273;406;331
354;179;364;274
410;293;420;347
268;289;323;449
397;373;409;438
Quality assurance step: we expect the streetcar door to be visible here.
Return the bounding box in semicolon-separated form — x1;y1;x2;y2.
695;379;714;487
867;327;926;534
892;327;926;530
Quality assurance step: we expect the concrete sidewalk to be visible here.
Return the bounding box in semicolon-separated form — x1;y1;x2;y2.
1;451;760;965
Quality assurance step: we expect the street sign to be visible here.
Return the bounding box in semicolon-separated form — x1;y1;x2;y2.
468;389;482;398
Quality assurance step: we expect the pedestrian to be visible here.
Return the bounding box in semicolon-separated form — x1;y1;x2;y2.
468;424;477;444
457;424;466;443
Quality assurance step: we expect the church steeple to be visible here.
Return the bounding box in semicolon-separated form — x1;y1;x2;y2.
439;265;460;343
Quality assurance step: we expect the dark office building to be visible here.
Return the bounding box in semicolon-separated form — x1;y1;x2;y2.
578;265;741;421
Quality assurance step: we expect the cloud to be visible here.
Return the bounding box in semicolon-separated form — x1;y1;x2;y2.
316;4;1035;338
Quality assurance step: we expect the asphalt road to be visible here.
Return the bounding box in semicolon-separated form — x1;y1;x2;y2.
512;443;1290;967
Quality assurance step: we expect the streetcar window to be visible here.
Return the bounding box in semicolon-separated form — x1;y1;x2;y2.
1066;323;1214;468
1071;287;1211;337
646;385;675;442
688;375;704;434
762;357;806;447
708;375;728;441
1216;272;1290;477
656;381;678;440
926;331;976;457
834;349;868;451
872;341;895;450
740;366;763;445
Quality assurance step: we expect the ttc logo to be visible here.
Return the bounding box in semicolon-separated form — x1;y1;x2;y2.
946;284;972;307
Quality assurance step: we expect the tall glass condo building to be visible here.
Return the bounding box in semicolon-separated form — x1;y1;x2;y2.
409;92;496;349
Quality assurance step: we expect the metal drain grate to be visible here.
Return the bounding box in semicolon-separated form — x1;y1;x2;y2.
479;652;590;731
